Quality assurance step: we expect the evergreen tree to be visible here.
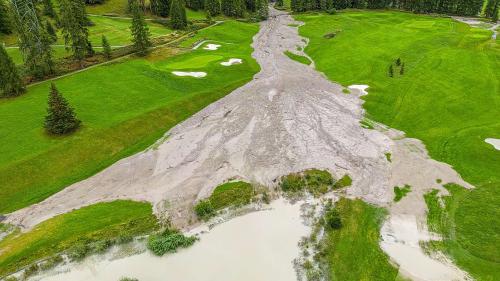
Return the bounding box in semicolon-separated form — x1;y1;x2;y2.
492;1;499;22
222;0;245;17
275;0;283;7
45;83;81;135
150;0;170;17
206;0;221;16
400;63;405;75
0;0;11;34
46;20;58;43
43;0;57;18
130;0;151;55
170;0;188;29
186;0;205;10
12;0;54;77
102;35;112;59
0;44;25;97
396;57;401;66
256;0;268;20
245;0;256;12
59;0;90;62
86;41;95;57
388;64;394;77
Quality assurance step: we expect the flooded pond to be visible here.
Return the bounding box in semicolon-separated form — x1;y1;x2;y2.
37;199;308;281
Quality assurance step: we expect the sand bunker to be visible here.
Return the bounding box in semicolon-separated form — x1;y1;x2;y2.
221;58;243;66
172;71;207;78
203;44;221;51
485;138;500;150
348;85;369;95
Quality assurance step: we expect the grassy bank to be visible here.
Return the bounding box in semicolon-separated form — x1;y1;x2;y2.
0;200;158;276
0;20;260;214
296;10;499;280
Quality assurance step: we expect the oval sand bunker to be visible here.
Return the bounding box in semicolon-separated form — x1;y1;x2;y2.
485;138;500;150
203;44;221;51
348;84;369;95
172;71;207;78
40;199;308;281
221;58;243;66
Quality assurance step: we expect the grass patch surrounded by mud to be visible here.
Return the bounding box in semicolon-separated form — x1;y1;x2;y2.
0;201;158;277
0;21;259;215
280;169;346;197
297;11;499;280
284;50;311;65
195;181;254;220
393;184;411;202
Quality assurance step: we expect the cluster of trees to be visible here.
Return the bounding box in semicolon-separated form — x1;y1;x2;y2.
291;0;497;20
388;57;405;77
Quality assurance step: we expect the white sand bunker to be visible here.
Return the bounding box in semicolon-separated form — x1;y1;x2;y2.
485;138;500;150
172;71;207;78
348;84;369;95
204;44;221;51
221;58;243;66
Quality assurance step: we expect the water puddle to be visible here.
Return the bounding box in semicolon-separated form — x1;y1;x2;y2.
37;199;308;281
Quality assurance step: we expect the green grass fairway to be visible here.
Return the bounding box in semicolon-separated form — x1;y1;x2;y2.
325;198;400;280
0;20;259;214
0;200;158;276
296;10;499;280
85;0;129;15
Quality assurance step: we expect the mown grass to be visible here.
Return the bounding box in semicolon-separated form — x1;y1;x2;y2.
323;198;399;280
0;20;260;214
194;181;254;220
297;10;499;280
0;200;158;276
284;50;311;65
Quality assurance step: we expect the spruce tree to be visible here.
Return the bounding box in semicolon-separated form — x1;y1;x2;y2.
151;0;170;17
170;0;188;29
388;64;394;77
206;0;221;15
46;20;58;43
256;0;268;20
0;44;25;97
12;0;54;77
0;0;11;34
400;63;405;75
43;0;57;18
102;35;112;60
396;57;401;66
130;0;151;56
59;0;90;62
86;41;95;57
492;1;499;22
222;0;245;17
275;0;283;7
45;83;81;135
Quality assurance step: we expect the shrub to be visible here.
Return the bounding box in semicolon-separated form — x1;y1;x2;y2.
281;173;306;192
93;239;113;253
393;185;411;202
304;169;334;196
325;208;342;230
40;255;63;270
194;199;215;220
334;175;352;189
147;229;196;256
326;8;336;15
119;278;139;281
68;242;90;260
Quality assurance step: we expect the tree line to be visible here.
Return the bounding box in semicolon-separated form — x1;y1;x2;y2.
291;0;499;20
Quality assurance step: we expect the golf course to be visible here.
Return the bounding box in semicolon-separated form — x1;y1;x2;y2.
0;0;498;280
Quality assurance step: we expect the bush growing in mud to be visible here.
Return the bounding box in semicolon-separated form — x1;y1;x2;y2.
147;229;197;256
194;199;215;220
281;173;307;192
333;174;352;189
280;169;343;196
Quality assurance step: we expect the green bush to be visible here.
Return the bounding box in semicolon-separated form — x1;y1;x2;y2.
194;200;215;220
334;175;352;189
281;173;306;192
40;255;63;270
147;229;196;256
393;185;411;202
119;277;139;281
325;208;342;230
304;169;334;196
68;242;90;260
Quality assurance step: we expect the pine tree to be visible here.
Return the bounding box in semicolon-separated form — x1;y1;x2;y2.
59;0;90;62
12;0;54;77
43;0;57;18
130;0;151;55
205;0;221;15
170;0;188;29
46;20;58;43
0;44;25;97
491;1;499;22
151;0;170;17
45;83;81;135
389;64;394;77
86;41;95;57
400;63;405;75
102;35;112;59
0;0;11;34
395;57;401;66
275;0;283;7
222;0;245;17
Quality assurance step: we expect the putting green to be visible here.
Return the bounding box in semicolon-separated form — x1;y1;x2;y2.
296;10;499;280
164;55;223;69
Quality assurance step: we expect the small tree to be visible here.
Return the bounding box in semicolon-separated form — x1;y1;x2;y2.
43;0;57;18
388;64;394;77
59;0;90;62
130;0;151;56
45;83;81;135
0;44;25;97
256;0;269;20
400;63;405;75
395;57;401;66
46;20;58;43
0;0;12;34
205;0;221;16
275;0;283;7
492;1;499;22
86;41;95;57
102;35;112;60
170;0;188;29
